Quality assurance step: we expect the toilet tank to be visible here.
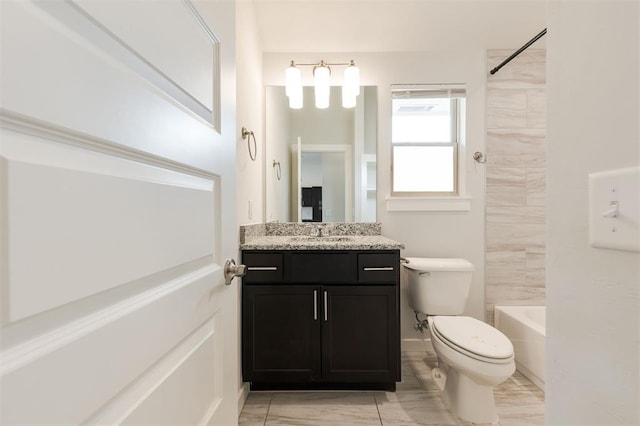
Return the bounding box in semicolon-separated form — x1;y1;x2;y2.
403;258;474;315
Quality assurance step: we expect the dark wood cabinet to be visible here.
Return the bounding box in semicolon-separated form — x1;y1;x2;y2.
301;187;322;222
242;250;400;389
242;285;321;382
322;285;398;383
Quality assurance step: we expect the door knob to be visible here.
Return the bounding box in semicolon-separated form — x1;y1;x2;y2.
224;258;246;285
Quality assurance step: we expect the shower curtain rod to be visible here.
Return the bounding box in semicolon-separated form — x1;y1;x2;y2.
490;28;547;75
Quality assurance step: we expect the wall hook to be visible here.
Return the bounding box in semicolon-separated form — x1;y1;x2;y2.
473;152;487;164
242;127;257;161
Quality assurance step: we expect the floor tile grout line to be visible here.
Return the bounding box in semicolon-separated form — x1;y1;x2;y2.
372;392;384;426
263;394;273;426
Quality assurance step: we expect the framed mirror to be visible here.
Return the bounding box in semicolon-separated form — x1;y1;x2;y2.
265;85;377;223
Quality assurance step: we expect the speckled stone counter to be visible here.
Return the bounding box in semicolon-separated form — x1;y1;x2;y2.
240;222;404;250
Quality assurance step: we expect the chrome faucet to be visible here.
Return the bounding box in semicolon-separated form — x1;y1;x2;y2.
312;224;328;237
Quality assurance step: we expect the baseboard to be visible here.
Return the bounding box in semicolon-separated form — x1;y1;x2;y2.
238;382;250;413
402;338;433;352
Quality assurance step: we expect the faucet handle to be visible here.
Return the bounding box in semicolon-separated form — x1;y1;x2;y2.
312;224;327;237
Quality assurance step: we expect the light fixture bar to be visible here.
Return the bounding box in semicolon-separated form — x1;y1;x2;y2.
284;59;360;109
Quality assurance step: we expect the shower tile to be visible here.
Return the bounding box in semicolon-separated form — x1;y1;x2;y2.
485;47;546;345
486;251;526;287
527;89;547;129
486;185;527;207
488;49;546;89
486;269;526;287
487;284;546;305
487;167;526;186
486;206;545;224
487;89;527;129
486;250;527;263
486;223;545;251
526;168;546;207
526;248;546;287
487;129;546;167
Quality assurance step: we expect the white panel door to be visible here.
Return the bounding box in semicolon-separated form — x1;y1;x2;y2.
0;1;238;424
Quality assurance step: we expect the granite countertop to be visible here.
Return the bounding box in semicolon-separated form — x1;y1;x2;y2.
240;235;405;251
239;222;405;251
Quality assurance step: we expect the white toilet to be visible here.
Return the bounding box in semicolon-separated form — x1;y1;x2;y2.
403;257;515;425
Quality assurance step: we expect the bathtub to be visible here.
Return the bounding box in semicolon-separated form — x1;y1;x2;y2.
494;305;545;391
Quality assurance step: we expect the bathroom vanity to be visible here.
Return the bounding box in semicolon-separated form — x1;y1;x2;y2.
240;223;403;390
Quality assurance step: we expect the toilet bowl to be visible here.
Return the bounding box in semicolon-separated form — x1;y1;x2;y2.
402;257;515;424
428;316;515;424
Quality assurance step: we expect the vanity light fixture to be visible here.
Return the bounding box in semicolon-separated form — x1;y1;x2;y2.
285;60;360;109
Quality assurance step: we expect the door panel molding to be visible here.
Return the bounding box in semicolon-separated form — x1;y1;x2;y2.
1;125;217;321
0;265;223;425
0;109;217;181
36;0;220;128
86;312;222;425
0;262;221;376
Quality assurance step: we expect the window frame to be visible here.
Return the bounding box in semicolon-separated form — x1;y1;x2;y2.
390;86;465;197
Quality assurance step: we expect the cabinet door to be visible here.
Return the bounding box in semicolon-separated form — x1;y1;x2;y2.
242;285;321;382
322;286;400;383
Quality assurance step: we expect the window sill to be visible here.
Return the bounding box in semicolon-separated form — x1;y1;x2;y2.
385;196;472;212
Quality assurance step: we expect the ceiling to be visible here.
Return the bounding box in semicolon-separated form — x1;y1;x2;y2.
252;0;547;53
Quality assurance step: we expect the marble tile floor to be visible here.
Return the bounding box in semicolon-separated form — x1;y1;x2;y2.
239;351;544;426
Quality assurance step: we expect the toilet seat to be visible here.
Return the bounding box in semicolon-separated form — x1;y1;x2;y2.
430;316;513;364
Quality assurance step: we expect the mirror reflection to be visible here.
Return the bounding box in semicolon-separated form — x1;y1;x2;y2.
265;86;377;223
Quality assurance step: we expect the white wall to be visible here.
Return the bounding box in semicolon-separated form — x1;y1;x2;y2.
235;0;263;409
264;51;488;345
291;86;355;145
236;0;264;226
546;1;640;424
265;86;292;222
322;152;347;222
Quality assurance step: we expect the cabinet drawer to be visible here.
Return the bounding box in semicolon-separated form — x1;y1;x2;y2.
358;253;399;283
243;252;284;282
291;252;352;282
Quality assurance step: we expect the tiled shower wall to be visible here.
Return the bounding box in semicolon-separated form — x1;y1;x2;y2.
485;49;546;324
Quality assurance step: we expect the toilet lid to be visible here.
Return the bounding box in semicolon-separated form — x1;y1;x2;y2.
432;316;513;360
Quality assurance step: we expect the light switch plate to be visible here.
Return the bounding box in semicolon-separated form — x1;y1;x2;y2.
588;166;640;252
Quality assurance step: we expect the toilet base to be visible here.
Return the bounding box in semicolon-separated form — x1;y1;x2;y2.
436;365;499;425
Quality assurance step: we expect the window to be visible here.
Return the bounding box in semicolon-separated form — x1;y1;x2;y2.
391;85;466;196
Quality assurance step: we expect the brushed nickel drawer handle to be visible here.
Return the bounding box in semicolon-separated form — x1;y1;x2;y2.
363;267;394;271
247;266;278;271
323;291;328;322
313;290;318;320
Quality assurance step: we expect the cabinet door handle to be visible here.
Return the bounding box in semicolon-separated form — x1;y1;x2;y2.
363;267;394;271
323;291;328;322
313;290;318;320
246;266;278;271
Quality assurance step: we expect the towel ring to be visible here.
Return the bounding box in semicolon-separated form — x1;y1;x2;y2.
273;160;281;181
242;127;257;161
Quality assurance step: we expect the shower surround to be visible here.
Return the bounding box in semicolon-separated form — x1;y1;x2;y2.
485;49;547;324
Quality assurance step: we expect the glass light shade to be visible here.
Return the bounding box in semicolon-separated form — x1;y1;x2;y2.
285;64;301;97
342;89;356;108
289;86;303;109
314;65;330;109
343;64;360;97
